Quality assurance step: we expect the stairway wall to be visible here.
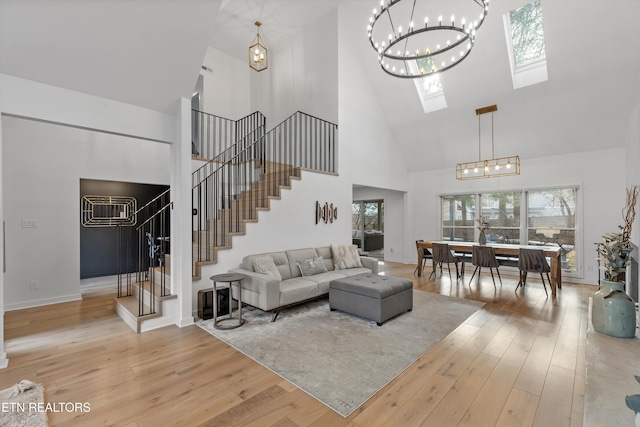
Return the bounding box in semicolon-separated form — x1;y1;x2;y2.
191;170;349;315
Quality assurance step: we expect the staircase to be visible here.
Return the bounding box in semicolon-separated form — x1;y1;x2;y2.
191;111;338;279
114;110;337;332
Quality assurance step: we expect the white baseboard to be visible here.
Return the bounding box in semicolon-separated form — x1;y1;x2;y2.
4;293;82;311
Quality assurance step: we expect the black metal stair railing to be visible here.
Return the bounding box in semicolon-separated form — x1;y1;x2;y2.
192;111;337;272
192;110;266;160
116;189;171;317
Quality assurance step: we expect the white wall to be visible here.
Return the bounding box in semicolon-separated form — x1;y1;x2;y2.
407;148;626;285
250;10;339;127
626;98;640;245
337;3;410;193
2;116;170;310
200;48;251;119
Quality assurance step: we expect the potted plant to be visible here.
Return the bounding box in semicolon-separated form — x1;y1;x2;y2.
592;186;639;338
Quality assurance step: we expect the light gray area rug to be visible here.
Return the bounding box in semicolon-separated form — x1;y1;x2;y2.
0;380;48;427
197;290;484;417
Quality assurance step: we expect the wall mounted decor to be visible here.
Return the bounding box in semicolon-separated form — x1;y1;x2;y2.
81;195;137;227
316;201;338;224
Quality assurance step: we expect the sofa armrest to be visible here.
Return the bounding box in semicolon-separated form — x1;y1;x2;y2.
229;268;281;311
359;256;379;274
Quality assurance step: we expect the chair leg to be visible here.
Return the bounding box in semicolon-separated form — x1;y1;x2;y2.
468;266;479;285
429;262;437;279
496;267;503;285
455;262;460;279
446;262;452;280
489;268;496;289
515;270;524;291
541;273;549;296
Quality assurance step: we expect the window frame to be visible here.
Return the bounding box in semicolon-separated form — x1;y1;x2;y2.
503;0;548;89
440;185;581;277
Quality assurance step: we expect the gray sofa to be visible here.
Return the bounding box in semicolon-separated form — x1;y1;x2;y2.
230;246;379;320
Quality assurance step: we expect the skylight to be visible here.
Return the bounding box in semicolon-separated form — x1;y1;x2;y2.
504;0;548;89
409;58;448;114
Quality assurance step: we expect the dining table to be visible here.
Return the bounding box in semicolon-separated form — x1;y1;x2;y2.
417;240;563;297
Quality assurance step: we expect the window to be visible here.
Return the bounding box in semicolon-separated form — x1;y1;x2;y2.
408;59;448;114
527;188;577;272
441;187;579;274
480;191;521;244
503;0;548;88
441;194;475;242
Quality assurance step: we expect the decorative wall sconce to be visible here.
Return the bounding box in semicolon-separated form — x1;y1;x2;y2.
316;201;338;224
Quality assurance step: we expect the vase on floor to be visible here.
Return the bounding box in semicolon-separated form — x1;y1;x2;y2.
591;280;637;338
478;231;487;245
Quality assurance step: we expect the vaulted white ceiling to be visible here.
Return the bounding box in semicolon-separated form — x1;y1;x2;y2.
209;0;640;173
0;0;221;113
2;0;638;173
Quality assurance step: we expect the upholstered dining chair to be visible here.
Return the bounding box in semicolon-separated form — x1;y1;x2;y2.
430;242;465;280
468;245;502;288
516;248;550;296
414;240;433;276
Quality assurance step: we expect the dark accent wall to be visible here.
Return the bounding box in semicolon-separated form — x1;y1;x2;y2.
80;179;169;279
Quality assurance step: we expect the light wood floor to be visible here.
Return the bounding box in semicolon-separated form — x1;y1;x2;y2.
2;262;595;426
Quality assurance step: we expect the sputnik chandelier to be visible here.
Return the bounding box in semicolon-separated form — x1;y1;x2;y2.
367;0;490;79
456;104;520;180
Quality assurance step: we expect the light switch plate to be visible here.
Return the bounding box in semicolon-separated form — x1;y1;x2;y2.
21;219;38;228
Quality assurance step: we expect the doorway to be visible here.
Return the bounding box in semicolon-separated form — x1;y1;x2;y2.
352;199;384;259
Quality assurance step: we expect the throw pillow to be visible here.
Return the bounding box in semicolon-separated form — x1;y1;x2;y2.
252;256;282;280
330;244;363;270
297;256;328;277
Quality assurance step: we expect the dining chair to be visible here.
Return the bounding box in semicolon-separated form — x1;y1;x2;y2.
468;245;502;288
516;248;550;296
430;242;465;280
414;240;433;276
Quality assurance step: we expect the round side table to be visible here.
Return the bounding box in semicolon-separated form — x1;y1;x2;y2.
210;273;246;329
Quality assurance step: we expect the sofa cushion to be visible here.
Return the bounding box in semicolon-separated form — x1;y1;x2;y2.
303;271;348;294
286;248;321;278
280;278;319;306
316;246;335;271
243;252;292;280
331;244;363;270
252;256;282;280
297;256;328;277
339;267;374;277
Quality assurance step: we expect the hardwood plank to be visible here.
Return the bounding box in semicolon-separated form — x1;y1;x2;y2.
0;262;596;427
533;365;575;427
420;352;500;426
495;388;540;427
458;343;529;426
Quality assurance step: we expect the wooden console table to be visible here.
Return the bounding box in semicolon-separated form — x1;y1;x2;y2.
417;241;563;297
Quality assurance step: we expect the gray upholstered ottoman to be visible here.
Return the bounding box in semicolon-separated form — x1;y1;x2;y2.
329;273;413;325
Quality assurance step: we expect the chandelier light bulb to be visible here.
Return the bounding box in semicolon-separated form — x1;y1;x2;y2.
438;15;442;26
424;16;428;27
474;167;479;173
462;17;466;29
495;164;500;170
464;168;469;174
506;162;512;169
373;8;377;15
451;15;455;25
410;21;414;30
398;26;402;36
